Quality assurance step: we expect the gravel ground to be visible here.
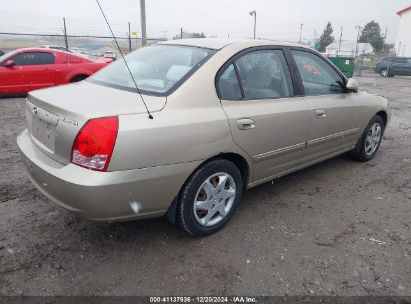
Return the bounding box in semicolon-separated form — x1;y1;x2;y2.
0;75;410;296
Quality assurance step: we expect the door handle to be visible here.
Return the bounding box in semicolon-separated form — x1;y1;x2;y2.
315;109;327;119
237;118;255;130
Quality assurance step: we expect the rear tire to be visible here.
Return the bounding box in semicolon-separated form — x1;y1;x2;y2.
178;159;243;236
350;115;384;162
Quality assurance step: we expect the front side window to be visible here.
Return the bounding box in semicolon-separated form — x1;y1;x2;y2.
235;50;293;99
90;45;215;95
11;52;55;65
291;50;345;96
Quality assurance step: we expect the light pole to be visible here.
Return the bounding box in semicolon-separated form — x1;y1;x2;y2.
298;23;304;44
249;10;256;39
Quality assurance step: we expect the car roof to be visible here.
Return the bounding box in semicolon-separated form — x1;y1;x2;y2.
13;47;69;54
159;38;304;50
39;45;64;48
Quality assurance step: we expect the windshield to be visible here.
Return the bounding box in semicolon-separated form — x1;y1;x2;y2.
0;50;17;63
89;45;215;95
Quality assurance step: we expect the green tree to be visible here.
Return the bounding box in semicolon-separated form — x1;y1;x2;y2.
359;21;384;52
319;22;334;52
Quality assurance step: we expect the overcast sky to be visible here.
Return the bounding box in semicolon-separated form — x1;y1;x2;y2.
1;0;410;42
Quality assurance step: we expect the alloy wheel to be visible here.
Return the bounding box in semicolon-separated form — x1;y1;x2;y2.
381;69;388;77
365;122;382;156
193;172;236;227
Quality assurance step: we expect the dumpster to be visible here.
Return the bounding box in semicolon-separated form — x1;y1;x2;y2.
329;56;355;78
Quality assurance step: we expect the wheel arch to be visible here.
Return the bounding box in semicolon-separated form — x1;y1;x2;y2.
165;152;251;224
375;110;388;127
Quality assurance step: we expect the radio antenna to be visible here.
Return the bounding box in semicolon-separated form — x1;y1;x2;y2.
95;0;153;119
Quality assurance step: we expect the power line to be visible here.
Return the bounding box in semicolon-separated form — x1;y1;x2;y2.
0;31;163;41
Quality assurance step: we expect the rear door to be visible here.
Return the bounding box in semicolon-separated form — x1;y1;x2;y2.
8;51;56;92
290;49;362;162
218;48;310;181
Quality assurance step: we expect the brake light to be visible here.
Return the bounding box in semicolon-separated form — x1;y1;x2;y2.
71;116;119;171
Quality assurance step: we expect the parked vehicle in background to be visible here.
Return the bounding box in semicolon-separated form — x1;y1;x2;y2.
17;39;390;236
0;50;4;56
104;50;117;60
39;45;72;53
375;56;411;77
0;48;112;95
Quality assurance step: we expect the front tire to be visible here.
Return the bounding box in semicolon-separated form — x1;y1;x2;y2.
178;159;243;236
380;68;388;77
350;115;384;162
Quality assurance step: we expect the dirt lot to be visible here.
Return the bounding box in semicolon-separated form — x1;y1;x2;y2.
0;75;410;296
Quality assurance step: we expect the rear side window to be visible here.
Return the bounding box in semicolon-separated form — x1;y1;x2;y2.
235;50;293;99
218;64;242;100
291;50;345;96
217;49;294;100
12;52;55;65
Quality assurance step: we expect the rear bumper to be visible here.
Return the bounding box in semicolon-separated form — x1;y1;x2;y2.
17;129;200;221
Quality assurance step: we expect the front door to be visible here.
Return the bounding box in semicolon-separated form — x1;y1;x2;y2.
8;51;56;93
290;49;362;162
218;48;310;181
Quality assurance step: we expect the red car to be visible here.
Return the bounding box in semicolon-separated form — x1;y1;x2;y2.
0;48;112;95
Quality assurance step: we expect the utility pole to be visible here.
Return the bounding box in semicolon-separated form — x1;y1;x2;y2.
140;0;147;46
128;22;132;52
180;27;183;39
338;26;343;55
382;26;388;54
63;17;68;50
355;25;362;57
299;23;304;44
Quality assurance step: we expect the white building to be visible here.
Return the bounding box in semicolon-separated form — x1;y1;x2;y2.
325;41;373;57
395;6;411;57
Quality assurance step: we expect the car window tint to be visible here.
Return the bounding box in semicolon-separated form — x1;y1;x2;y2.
11;52;55;66
395;58;407;64
218;64;242;100
291;50;345;96
234;50;293;100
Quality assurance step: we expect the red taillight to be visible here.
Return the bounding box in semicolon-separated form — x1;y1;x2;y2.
71;116;119;171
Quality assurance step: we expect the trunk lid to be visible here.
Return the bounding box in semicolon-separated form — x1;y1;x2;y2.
26;80;166;165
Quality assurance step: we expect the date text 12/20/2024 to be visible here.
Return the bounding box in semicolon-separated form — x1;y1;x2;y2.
150;297;257;303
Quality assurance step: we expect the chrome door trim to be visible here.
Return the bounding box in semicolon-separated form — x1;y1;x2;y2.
253;142;306;163
248;145;355;189
306;128;359;148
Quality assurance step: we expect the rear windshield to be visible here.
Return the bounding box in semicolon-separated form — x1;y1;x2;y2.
89;45;216;95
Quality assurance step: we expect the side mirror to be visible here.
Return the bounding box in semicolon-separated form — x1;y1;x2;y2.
346;78;359;92
4;60;15;67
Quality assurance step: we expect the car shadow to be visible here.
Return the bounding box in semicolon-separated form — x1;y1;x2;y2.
0;94;27;99
69;153;358;246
